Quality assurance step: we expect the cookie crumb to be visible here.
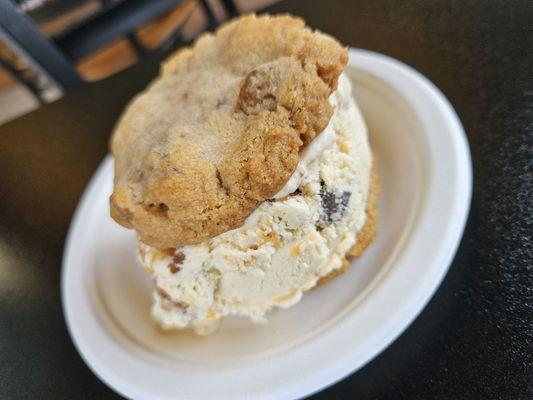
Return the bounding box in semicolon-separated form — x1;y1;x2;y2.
156;286;188;311
167;263;181;274
173;252;185;264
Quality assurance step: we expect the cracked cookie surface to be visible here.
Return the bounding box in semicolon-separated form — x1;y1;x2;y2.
110;14;348;249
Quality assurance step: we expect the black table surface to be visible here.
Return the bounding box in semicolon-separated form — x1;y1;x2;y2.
1;0;531;399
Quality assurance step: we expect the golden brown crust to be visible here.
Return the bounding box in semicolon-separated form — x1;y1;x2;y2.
317;168;379;286
110;14;348;249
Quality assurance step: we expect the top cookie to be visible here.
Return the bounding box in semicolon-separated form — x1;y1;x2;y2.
110;14;348;249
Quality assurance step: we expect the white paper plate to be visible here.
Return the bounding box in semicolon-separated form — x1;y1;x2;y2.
62;49;472;400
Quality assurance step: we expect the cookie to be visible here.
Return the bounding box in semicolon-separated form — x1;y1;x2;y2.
110;14;348;249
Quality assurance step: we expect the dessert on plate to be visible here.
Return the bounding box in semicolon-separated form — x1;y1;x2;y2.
110;14;377;335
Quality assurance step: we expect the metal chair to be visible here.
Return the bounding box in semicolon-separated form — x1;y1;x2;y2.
0;0;238;102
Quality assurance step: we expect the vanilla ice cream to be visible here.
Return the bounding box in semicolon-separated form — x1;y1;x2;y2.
138;74;372;334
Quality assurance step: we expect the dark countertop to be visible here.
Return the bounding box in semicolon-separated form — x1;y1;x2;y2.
0;0;531;399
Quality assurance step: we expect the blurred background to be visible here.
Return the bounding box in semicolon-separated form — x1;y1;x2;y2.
0;0;279;124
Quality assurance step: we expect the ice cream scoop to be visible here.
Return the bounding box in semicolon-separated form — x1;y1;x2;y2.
138;74;373;334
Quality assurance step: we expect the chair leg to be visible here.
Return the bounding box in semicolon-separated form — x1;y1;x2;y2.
0;55;43;104
220;0;238;17
199;0;218;31
126;32;148;57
